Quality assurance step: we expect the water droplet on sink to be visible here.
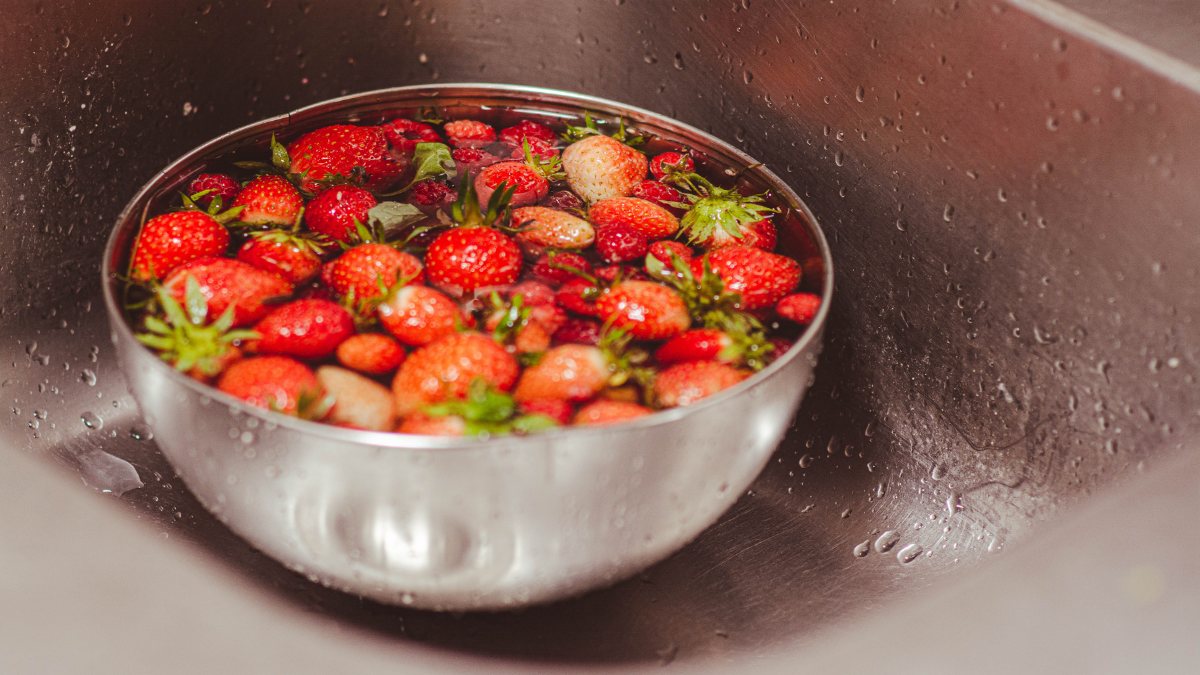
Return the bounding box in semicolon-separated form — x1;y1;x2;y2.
841;508;853;519
930;464;946;480
130;423;154;441
942;204;954;222
897;543;923;563
853;540;870;557
81;369;97;386
26;342;37;355
81;411;103;430
826;436;839;454
855;85;865;102
799;454;814;468
875;530;900;553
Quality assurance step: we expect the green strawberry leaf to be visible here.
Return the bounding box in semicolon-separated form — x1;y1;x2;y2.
411;142;456;185
511;414;559;434
270;134;290;170
368;201;427;233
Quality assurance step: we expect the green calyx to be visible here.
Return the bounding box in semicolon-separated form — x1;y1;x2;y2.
423;379;559;437
521;139;566;181
135;276;259;377
598;324;655;391
560;111;649;148
450;172;514;229
667;173;776;245
490;292;532;346
177;189;245;224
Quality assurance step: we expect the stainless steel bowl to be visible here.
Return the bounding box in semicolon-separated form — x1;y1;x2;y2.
101;84;832;611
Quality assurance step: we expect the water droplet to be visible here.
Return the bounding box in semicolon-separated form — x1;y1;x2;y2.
1112;86;1124;101
943;204;954;222
1033;326;1058;344
81;369;97;386
841;508;853;519
987;537;1002;553
834;150;845;166
855;85;865;102
60;35;70;48
743;70;754;84
997;188;1008;202
377;3;388;17
1052;37;1067;52
122;13;132;25
26;342;37;355
864;421;876;437
866;461;876;472
799;454;814;468
673;52;684;70
897;543;923;563
946;492;961;515
853;540;871;557
875;530;900;553
930;464;946;480
876;482;886;498
1046;116;1059;131
199;3;211;14
81;411;103;430
38;355;51;366
129;423;154;441
1105;439;1117;454
826;436;839;454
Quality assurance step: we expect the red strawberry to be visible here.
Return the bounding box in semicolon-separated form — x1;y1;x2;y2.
573;399;652;426
654;360;747;407
655;328;734;364
506;281;556;307
528;303;567;336
443;119;496;148
630;180;685;214
561;135;647;203
671;173;777;249
513;344;608;402
230;174;304;226
589;196;680;239
595;280;690;340
452;147;501;180
305;186;377;244
377;284;466;346
498;120;556;147
316;365;397;431
391;332;520;416
237;230;323;283
508;137;558;161
513;320;552;354
518;399;574;425
692;246;801;310
246;299;355;360
596;265;649;283
475;161;547;208
187;173;240;208
555;276;604;316
131;211;230;281
544;190;585;212
381;119;441;155
288;125;402;193
425;227;521;295
776;292;822;324
336;333;407;375
552;318;601;345
327;244;425;307
162;257;293;327
408;180;456;212
646;240;694;271
532;251;592;286
701;218;777;251
595;223;649;264
649;151;695;180
217;355;324;416
511;206;595;250
396;412;466;435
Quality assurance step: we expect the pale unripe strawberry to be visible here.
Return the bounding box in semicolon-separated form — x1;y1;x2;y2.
317;366;397;431
561;135;647;203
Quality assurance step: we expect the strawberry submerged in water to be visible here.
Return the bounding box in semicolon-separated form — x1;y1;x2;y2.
124;108;821;436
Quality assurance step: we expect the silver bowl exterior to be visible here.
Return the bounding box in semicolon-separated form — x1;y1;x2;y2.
102;84;832;611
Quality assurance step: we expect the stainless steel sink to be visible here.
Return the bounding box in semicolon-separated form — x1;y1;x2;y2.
0;0;1196;671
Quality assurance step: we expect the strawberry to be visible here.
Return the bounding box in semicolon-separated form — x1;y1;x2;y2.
327;243;425;308
187;173;240;208
246;299;356;360
532;251;592;286
452;147;501;180
237;229;324;283
704;218;776;251
595;223;649;264
511;206;595;250
589;196;679;239
135;279;256;382
649;151;695;180
561;134;647;203
397;379;559;436
288;124;402;192
513;344;608;402
391;332;520;416
377;284;466;346
646;240;694;271
776;292;822;324
528;303;568;336
475;161;547;208
217;355;328;417
506;281;556;307
555;276;604;316
408;180;456;213
396;412;466;436
425;177;522;295
512;320;551;354
668;172;778;250
316;365;397;431
508;137;558;161
336;333;407;375
381;118;441;155
594;280;690;340
518;398;574;425
552;318;601;345
544;189;585;212
691;246;801;310
484;292;544;353
573;399;652;426
131;210;231;281
629;180;685;214
498;119;556;147
654;360;747;407
230;174;304;226
655;328;733;364
444;119;495;148
305;186;377;244
162;257;293;327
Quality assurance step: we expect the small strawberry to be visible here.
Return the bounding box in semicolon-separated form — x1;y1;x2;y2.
692;246;801;310
528;303;568;336
336;333;407;375
654;360;747;407
305;186;378;244
230;174;304;226
518;398;574;425
649;151;695;180
391;332;520;416
561;134;647;204
506;280;556;307
425;176;522;295
130;210;232;281
589;196;680;239
595;223;649;264
573;399;652;426
475;161;548;208
544;189;585;213
511;206;595;250
668;172;778;250
655;328;733;364
162;257;294;327
327;243;425;309
396;412;466;436
217;355;329;417
776;292;822;324
452;147;501;180
594;280;690;340
187;173;240;208
237;228;325;284
408;179;456;213
381;118;442;155
316;365;397;431
246;299;356;360
629;180;685;214
513;344;608;402
135;277;257;382
377;284;466;346
498;119;556;147
552;318;601;346
532;251;593;286
288;125;402;192
646;240;694;272
443;119;496;148
555;276;605;316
